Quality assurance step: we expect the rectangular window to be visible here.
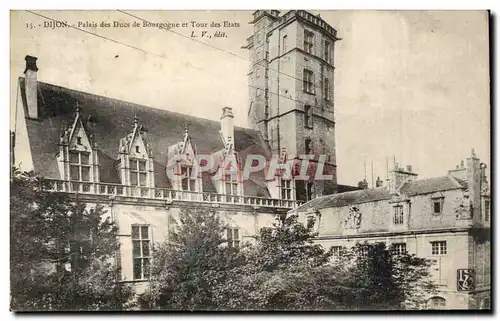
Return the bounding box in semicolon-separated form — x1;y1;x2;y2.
393;205;404;225
281;179;292;200
307;182;314;201
132;225;151;280
332;246;343;260
226;228;240;249
303;69;314;94
485;200;490;222
224;173;238;201
431;241;447;255
433;201;441;214
130;159;147;186
304;105;313;128
324;40;331;63
181;166;196;191
69;151;91;182
324;78;331;101
391;243;407;255
304;30;314;54
282;35;288;53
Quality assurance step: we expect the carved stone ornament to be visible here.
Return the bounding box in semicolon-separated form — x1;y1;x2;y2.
454;195;472;220
344;205;362;230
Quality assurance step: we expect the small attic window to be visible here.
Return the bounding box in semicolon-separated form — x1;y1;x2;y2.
135;146;140;153
76;136;82;145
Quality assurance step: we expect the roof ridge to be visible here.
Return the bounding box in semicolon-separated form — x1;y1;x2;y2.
20;77;259;133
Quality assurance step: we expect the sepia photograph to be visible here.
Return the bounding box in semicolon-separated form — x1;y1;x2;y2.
9;9;491;312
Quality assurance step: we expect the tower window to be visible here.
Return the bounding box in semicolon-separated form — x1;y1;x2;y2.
303;69;315;94
324;40;331;63
76;136;82;145
135;146;140;153
282;35;288;53
304;30;314;54
324;78;331;101
305;138;313;154
304;105;313;128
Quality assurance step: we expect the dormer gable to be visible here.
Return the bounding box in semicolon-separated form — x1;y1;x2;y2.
166;125;202;193
56;103;99;183
167;125;197;168
116;115;155;188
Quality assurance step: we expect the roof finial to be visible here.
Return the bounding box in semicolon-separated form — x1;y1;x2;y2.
471;148;476;158
75;101;81;116
133;113;139;128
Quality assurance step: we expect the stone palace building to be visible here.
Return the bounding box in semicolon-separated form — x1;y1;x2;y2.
12;10;490;309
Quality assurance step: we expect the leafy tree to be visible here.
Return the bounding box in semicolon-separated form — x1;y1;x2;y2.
335;242;437;310
214;215;436;311
132;206;436;311
212;214;341;311
10;169;134;311
140;207;244;311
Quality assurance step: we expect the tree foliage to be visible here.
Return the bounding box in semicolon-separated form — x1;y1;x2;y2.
143;211;436;311
10;169;134;311
140;207;244;310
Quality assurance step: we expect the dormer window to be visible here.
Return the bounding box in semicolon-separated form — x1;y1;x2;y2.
225;173;238;197
116;116;155;192
181;166;196;192
69;151;90;181
281;179;292;200
431;196;445;215
129;159;147;186
57;106;99;184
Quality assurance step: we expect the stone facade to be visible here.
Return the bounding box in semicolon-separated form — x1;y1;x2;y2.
12;54;298;293
292;151;491;310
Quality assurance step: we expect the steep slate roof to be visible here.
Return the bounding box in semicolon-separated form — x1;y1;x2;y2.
296;175;466;212
296;187;392;212
20;78;271;197
399;176;464;196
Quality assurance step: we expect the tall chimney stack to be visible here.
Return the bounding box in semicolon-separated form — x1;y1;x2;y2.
466;148;481;222
24;55;39;119
220;107;234;146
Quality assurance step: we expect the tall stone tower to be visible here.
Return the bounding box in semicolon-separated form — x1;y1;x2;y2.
243;10;340;201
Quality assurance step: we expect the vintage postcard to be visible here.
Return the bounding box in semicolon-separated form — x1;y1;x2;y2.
10;10;491;311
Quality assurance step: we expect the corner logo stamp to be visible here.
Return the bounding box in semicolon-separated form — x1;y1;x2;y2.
457;269;475;291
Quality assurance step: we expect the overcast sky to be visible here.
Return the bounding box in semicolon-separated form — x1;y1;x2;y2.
10;10;490;185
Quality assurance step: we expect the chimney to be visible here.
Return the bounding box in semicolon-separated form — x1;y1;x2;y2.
466;149;481;222
24;55;39;119
220;107;234;146
389;161;418;194
357;178;368;190
448;159;467;181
